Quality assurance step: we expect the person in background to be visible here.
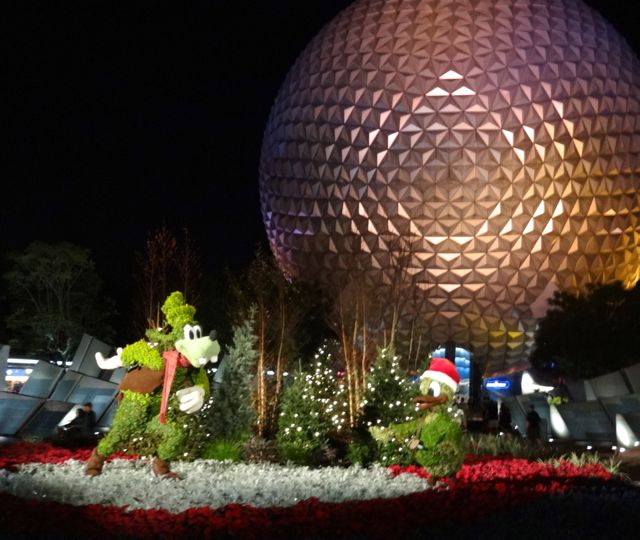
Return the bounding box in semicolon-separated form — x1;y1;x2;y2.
64;402;96;439
498;402;512;434
525;404;541;441
484;397;499;433
82;402;97;434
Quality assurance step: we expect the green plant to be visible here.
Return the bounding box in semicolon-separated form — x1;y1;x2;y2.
277;441;318;465
542;452;621;475
370;422;418;467
241;436;278;463
200;439;243;461
346;436;376;466
357;347;423;467
465;433;554;461
276;347;348;465
359;347;419;430
600;455;621;475
204;310;257;440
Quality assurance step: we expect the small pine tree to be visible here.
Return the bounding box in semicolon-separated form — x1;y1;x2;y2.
360;347;419;429
352;347;420;465
204;310;258;441
276;346;348;463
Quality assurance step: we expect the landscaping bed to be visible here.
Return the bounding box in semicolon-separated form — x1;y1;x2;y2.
1;442;639;539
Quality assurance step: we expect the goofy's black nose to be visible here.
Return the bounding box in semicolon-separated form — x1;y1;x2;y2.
209;329;217;341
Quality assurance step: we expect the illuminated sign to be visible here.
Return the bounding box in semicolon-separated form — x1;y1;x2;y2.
484;379;511;390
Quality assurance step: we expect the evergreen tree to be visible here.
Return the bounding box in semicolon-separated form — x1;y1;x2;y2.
349;347;419;465
360;347;419;429
228;247;326;436
204;310;258;441
276;346;348;463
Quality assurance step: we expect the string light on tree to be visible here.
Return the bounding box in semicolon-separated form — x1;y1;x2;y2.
276;345;349;462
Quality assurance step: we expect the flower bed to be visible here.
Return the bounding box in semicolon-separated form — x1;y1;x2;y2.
0;443;638;539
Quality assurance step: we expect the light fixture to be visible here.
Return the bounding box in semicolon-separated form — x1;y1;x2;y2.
616;413;640;448
521;372;554;395
549;404;571;439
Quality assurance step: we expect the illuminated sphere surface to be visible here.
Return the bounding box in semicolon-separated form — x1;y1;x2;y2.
259;0;640;370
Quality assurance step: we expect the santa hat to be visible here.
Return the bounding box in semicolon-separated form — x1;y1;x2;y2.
421;357;460;392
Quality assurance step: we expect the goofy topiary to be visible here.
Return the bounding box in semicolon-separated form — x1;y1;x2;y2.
85;291;220;478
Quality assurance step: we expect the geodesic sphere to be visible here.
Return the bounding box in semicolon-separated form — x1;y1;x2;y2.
259;0;640;369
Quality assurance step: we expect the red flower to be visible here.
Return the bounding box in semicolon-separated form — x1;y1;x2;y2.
0;443;620;539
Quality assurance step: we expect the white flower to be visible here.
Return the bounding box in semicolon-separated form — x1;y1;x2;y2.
0;460;430;514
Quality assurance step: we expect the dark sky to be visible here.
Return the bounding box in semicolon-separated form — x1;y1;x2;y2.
4;0;640;313
5;0;355;310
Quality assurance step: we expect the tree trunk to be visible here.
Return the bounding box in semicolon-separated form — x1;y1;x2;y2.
256;301;267;437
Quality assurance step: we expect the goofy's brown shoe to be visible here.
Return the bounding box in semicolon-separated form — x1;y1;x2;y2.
152;457;180;480
85;448;105;477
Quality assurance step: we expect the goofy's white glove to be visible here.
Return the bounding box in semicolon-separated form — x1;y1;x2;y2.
95;347;123;370
176;385;205;414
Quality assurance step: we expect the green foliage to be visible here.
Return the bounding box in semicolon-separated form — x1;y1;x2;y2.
123;290;203;387
543;452;621;475
145;415;188;461
200;439;243;461
465;433;553;461
121;339;164;370
94;291;209;462
466;434;622;475
97;388;203;461
144;291;197;351
162;291;197;338
414;412;464;477
241;436;279;463
205;312;258;440
276;348;348;464
2;241;115;359
345;437;376;466
171;413;206;461
277;442;316;465
357;347;419;466
369;375;465;477
373;411;466;475
370;420;419;467
224;247;330;437
418;411;461;449
191;367;210;396
360;347;419;430
98;391;158;457
532;281;640;378
276;372;325;464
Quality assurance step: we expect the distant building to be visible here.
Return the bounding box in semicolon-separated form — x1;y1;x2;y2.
260;0;640;373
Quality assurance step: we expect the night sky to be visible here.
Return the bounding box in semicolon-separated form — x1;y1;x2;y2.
4;0;640;317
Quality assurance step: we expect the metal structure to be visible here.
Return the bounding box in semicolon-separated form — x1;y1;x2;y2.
259;0;640;372
0;336;120;438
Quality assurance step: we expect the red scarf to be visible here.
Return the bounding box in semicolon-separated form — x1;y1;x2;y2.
159;350;191;424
